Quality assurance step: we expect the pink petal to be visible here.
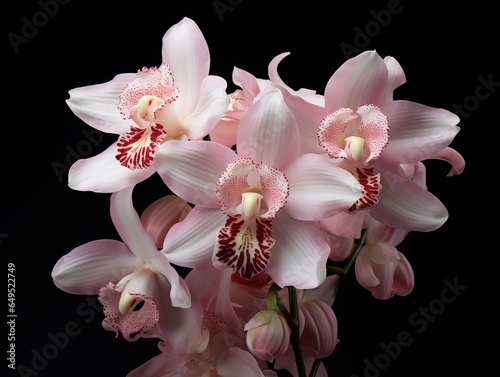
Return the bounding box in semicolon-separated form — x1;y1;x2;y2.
162;17;210;116
324;50;388;111
232;66;261;102
380;100;461;164
162;206;225;268
68;141;155;193
237;87;301;168
284;153;362;221
382;55;406;101
66;73;136;134
267;212;330;289
429;147;466;176
184;75;229;140
154;140;236;207
111;186;158;260
140;195;192;248
51;240;139;295
372;171;449;231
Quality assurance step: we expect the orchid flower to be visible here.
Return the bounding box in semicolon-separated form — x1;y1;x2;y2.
126;266;276;377
153;86;363;289
210;52;324;148
66;17;228;193
51;186;209;354
278;50;465;236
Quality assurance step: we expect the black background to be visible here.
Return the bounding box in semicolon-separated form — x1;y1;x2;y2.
2;1;498;376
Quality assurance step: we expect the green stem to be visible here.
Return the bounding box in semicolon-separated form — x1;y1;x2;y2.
309;359;321;377
288;286;307;377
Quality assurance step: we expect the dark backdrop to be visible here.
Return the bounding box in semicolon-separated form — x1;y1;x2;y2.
3;1;497;376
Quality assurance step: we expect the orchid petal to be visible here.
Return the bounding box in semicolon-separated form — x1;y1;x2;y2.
52;240;139;295
237;87;301;167
154;140;236;207
233;66;261;101
372;172;449;231
162;207;225;268
140;195;192;249
267;212;329;289
325;50;388;110
68;141;155;193
383;56;406;101
162;17;210;116
183;75;228;140
66;73;136;134
429;147;466;176
155;273;210;354
380;100;460;163
284;154;362;220
111;186;158;260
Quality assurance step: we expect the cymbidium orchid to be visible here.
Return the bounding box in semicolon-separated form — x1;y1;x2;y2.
153;85;362;289
52;16;465;377
278;50;465;237
66;17;228;193
51;186;209;354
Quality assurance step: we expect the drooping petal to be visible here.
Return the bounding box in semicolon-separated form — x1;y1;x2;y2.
371;171;449;231
52;240;139;295
284;153;362;221
184;75;229;140
150;252;191;309
428;147;466;176
68;141;155;193
380;100;461;164
66;73;136;134
154;140;236;207
237;87;301;168
324;50;388;111
162;17;210;116
155;272;210;355
267;212;330;289
162;206;225;268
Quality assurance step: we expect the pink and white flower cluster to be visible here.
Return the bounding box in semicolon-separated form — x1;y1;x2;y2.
51;17;465;377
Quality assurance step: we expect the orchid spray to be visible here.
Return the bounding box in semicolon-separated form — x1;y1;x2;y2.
51;17;465;377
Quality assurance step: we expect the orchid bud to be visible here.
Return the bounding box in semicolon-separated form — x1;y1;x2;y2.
244;310;291;362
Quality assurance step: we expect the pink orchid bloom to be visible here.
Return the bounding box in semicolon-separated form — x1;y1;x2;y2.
153;86;362;289
51;186;209;354
354;215;415;300
127;266;276;377
66;17;228;193
210;52;324;148
278;50;464;235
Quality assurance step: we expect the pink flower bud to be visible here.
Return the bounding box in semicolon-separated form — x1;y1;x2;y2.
244;310;291;362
